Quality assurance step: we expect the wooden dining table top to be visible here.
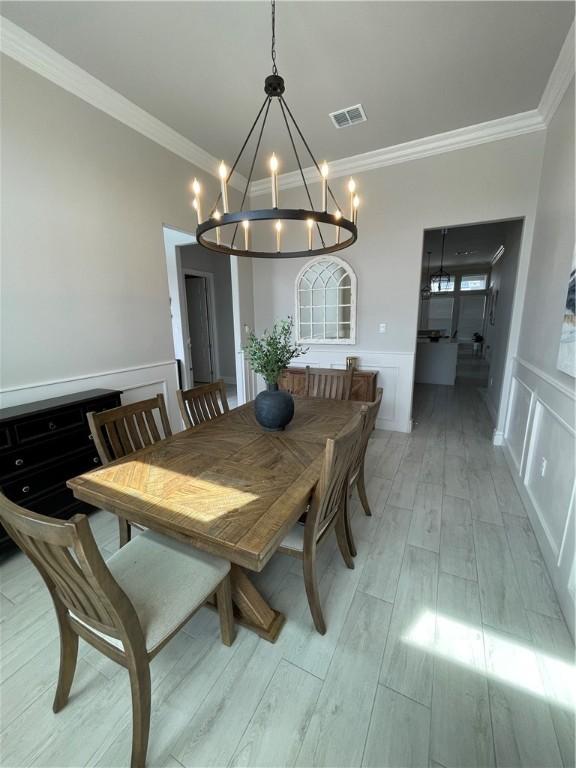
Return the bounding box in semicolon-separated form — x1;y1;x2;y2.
68;396;363;572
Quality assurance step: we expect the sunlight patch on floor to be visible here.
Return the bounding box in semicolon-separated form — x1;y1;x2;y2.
403;610;576;711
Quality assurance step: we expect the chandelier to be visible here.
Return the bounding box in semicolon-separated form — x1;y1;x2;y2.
420;250;432;300
430;228;451;290
189;0;360;258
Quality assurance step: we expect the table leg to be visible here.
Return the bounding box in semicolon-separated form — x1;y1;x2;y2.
229;565;285;643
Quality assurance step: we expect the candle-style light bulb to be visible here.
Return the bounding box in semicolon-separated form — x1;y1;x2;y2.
348;178;356;220
219;161;229;213
275;220;282;252
192;197;202;225
334;209;342;244
320;162;329;212
242;219;250;250
353;195;360;225
270;153;279;208
191;178;201;196
307;218;314;250
213;209;221;246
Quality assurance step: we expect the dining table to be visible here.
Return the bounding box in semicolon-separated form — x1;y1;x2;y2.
67;395;363;642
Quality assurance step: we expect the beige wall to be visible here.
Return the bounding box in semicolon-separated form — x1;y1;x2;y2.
503;80;575;631
0;56;220;393
251;131;545;429
517;81;575;384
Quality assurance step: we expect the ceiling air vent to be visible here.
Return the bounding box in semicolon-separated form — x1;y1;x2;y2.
329;103;367;129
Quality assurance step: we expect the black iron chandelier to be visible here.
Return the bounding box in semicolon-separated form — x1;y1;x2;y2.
420;250;432;300
430;228;452;290
190;0;360;258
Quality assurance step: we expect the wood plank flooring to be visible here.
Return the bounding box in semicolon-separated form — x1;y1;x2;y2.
0;383;574;767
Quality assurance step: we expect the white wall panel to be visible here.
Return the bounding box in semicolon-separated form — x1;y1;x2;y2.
525;402;575;557
505;376;533;471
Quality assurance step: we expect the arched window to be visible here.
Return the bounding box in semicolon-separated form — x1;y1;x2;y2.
295;256;357;344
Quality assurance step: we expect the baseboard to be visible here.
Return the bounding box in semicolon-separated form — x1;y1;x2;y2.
492;430;504;446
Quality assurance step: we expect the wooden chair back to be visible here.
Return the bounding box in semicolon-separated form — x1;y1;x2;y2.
350;387;383;482
306;411;365;545
87;394;172;464
304;366;354;401
0;492;140;647
177;380;229;429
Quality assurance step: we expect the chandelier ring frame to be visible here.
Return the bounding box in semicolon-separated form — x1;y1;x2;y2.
197;208;357;259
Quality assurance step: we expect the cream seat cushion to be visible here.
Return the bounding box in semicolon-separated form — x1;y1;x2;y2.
72;530;230;653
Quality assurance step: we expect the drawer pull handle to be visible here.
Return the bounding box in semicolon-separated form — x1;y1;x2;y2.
92;457;100;464
15;458;24;466
48;421;57;431
22;485;30;494
88;434;94;441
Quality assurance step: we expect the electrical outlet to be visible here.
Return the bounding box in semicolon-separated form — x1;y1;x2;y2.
540;457;548;478
379;323;387;334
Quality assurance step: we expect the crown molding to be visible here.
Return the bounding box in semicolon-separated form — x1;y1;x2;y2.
538;21;575;125
249;109;545;196
0;17;247;191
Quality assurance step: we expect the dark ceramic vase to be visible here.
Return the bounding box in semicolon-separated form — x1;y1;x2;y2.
254;383;294;431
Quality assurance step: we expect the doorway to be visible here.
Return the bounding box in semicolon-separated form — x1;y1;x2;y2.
413;218;524;432
185;272;216;385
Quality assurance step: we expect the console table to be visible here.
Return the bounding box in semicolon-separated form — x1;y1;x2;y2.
278;367;377;402
0;388;122;553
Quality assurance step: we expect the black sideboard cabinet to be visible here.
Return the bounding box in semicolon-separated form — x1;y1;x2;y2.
0;388;122;553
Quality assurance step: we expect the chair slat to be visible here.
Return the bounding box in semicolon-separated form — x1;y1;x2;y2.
125;415;144;451
305;367;353;401
135;411;152;447
177;381;230;429
105;422;125;459
144;411;161;442
116;418;134;455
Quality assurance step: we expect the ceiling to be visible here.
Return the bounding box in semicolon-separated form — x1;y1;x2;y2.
1;2;573;179
422;221;517;269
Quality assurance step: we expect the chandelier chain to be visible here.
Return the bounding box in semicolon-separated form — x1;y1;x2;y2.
271;0;278;75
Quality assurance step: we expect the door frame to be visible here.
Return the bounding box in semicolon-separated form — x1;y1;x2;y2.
184;269;220;385
162;225;247;400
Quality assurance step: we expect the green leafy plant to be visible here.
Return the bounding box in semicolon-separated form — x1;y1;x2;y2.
244;317;308;387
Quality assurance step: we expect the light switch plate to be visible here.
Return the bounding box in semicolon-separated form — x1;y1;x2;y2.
379;323;387;334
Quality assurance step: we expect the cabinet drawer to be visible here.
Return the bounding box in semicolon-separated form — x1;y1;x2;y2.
0;427;11;451
0;430;94;477
3;450;101;503
15;408;85;445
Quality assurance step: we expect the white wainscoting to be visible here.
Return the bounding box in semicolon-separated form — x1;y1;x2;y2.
503;357;575;633
278;350;414;433
0;361;182;431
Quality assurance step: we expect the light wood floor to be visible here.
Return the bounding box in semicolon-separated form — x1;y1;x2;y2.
1;384;574;767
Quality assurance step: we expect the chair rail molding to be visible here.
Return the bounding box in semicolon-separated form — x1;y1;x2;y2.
0;17;247;191
0;361;182;432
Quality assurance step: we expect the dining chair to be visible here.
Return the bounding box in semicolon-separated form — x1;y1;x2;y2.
304;366;354;401
177;380;229;429
344;388;383;558
0;491;235;768
87;394;172;547
277;411;365;635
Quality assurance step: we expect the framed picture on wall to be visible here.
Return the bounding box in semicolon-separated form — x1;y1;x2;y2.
556;259;575;378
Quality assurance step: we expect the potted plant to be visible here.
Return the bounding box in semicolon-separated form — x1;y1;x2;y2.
244;317;307;431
